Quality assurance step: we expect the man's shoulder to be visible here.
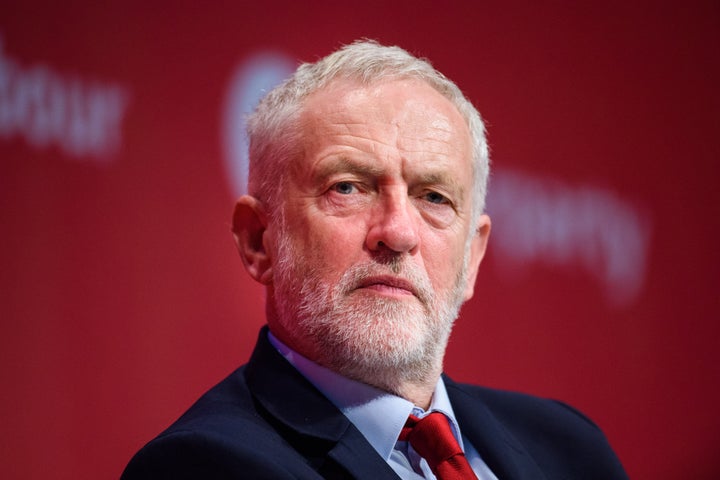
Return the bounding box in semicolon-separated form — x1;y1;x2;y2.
121;367;304;479
445;378;628;479
447;379;600;429
445;378;610;443
155;366;262;438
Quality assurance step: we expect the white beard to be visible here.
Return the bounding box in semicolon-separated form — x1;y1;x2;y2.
270;222;470;394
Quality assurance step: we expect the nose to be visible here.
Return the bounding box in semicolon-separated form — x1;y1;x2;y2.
365;193;420;254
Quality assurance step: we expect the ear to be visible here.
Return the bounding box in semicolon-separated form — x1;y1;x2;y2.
463;214;491;301
232;195;274;285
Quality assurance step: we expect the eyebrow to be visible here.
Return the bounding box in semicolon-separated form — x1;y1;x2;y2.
414;171;458;188
312;157;385;181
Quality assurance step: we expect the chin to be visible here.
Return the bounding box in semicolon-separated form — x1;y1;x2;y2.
308;304;452;383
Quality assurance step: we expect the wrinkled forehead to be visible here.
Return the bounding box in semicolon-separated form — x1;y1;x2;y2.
298;77;471;148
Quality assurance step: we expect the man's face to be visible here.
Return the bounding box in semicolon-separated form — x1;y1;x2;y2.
266;78;489;389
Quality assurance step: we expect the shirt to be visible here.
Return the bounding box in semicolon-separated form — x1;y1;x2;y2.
268;332;498;480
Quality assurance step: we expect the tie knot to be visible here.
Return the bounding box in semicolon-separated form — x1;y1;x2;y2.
400;412;463;466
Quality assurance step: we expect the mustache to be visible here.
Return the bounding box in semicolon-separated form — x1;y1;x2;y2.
339;257;435;307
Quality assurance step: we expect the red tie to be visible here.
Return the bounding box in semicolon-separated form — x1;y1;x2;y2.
399;412;477;480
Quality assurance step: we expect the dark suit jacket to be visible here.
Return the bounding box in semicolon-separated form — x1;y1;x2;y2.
122;328;628;479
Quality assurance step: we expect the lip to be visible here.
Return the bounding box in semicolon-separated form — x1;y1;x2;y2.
354;275;418;297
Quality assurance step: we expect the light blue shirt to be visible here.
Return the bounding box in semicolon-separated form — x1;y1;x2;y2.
268;332;498;480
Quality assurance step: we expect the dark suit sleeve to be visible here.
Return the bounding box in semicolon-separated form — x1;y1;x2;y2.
531;398;628;479
446;379;629;480
121;431;301;480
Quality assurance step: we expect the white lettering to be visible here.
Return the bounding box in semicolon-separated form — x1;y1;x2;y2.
488;169;652;306
0;37;130;162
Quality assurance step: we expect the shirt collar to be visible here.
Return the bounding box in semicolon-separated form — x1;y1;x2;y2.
268;330;465;461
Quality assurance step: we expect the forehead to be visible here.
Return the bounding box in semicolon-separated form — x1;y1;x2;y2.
296;78;472;172
302;77;466;131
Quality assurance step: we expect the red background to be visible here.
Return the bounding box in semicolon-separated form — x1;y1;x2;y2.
1;1;718;479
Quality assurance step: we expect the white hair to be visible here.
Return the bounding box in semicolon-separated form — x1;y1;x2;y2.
246;39;490;227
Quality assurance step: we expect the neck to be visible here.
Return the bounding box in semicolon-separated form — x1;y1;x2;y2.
345;357;444;411
391;377;441;411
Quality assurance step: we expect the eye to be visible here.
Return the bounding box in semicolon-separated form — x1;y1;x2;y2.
423;191;449;205
332;181;357;195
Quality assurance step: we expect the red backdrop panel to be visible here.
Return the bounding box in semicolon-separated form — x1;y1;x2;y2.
1;1;718;479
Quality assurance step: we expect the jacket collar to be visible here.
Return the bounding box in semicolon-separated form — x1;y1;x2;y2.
244;327;400;479
444;375;548;480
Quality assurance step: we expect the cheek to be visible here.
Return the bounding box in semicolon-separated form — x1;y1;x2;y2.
423;234;467;286
303;217;366;266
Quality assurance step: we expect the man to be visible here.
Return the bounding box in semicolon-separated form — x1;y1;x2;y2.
122;40;628;479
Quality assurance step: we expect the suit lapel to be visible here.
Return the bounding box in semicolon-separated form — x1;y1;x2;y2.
445;376;548;480
245;328;399;479
325;427;400;480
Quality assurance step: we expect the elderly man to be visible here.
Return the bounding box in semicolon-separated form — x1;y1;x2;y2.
122;40;628;479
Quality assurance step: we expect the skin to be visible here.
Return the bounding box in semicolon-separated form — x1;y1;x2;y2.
233;78;491;409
